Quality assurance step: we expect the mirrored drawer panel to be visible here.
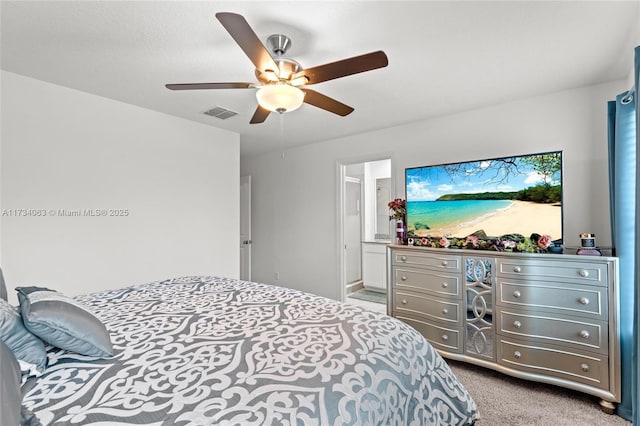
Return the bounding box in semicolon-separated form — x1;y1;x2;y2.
497;280;607;320
497;309;608;354
393;250;461;272
393;290;462;324
394;267;461;298
397;315;462;354
498;338;609;390
497;259;607;286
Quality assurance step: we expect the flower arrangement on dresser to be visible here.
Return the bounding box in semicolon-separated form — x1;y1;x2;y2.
388;198;406;221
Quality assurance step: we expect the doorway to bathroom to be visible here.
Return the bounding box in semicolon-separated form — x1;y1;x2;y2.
339;157;392;314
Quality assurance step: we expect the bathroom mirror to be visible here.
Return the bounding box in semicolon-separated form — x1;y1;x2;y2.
375;178;391;239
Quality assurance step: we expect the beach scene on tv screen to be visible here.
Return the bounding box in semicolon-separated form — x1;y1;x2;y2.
406;152;562;240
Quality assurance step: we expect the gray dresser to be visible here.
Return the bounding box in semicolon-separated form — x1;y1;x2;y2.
387;245;620;413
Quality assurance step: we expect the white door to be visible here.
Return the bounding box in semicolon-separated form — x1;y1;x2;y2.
240;175;251;281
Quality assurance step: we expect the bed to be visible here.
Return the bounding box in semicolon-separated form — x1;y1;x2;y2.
5;275;478;425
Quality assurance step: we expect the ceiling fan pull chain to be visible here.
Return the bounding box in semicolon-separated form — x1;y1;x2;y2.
280;114;285;159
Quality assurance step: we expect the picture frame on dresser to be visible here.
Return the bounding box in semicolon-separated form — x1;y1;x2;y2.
387;245;620;414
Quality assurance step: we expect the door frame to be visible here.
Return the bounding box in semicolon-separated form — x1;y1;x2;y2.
336;153;395;302
240;175;251;281
344;175;363;286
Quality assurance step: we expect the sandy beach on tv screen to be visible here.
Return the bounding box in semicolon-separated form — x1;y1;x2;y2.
417;200;562;239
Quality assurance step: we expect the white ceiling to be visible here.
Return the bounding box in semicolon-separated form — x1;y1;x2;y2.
2;1;639;157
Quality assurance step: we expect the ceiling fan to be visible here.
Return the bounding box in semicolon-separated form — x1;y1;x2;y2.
166;12;389;124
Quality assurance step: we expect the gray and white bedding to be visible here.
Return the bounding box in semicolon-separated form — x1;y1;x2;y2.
21;276;478;425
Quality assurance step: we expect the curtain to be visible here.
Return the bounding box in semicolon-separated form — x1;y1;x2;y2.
634;44;640;426
608;45;639;423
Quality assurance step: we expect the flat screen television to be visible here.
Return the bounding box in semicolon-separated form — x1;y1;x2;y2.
405;151;563;241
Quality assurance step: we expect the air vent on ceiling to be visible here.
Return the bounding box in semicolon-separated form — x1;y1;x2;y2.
204;107;238;120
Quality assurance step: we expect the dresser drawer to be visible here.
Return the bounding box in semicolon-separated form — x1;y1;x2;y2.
498;338;609;390
497;280;607;320
393;250;461;272
394;267;461;298
497;258;608;286
496;308;608;354
396;315;462;354
393;290;463;324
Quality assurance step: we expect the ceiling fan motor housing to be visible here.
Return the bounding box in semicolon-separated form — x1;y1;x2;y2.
255;60;301;82
255;34;302;82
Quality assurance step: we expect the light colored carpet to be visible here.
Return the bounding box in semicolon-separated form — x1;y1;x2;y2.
345;297;387;314
447;359;630;426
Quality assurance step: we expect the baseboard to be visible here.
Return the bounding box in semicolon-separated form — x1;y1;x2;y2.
346;280;364;294
363;287;386;295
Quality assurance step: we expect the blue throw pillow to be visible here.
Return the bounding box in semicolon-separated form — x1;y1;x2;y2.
16;286;113;358
0;299;47;376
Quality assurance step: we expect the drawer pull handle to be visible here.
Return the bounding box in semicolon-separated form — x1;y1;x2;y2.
514;351;522;359
581;363;590;373
441;260;448;266
513;266;522;273
442;282;448;288
400;256;407;262
401;299;408;305
580;330;590;339
578;269;589;278
513;290;521;299
578;297;589;305
401;275;408;281
442;308;449;315
513;321;522;329
442;334;449;341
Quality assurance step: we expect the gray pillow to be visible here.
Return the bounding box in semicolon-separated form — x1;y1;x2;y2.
1;341;43;426
16;286;113;358
1;339;22;426
0;299;48;376
0;267;7;302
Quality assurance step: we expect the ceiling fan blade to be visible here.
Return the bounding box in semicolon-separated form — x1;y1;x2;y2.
293;51;388;85
215;12;279;73
250;105;271;124
301;89;354;116
165;83;253;90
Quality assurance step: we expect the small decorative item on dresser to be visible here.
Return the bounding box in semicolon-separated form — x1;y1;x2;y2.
388;198;407;244
577;233;601;256
395;219;406;244
580;233;596;248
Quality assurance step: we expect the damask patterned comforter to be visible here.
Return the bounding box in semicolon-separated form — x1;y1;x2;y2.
23;276;478;425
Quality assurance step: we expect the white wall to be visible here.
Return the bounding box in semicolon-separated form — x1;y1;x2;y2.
1;71;240;304
241;80;627;301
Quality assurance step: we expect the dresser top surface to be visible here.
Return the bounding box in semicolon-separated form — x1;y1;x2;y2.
387;244;618;264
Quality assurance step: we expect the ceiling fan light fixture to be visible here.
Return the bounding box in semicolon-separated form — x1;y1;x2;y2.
289;75;309;86
262;69;280;82
256;83;305;113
